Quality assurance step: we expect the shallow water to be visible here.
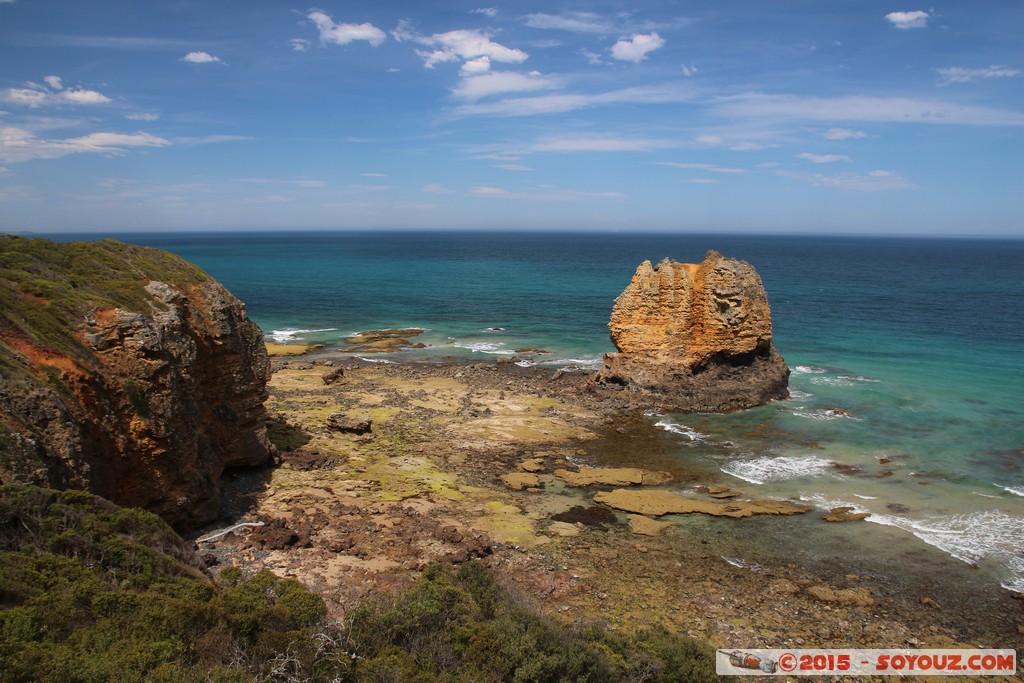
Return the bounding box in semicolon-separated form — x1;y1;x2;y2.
71;230;1024;593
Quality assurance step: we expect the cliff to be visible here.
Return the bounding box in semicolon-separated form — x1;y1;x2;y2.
0;236;271;528
595;251;789;412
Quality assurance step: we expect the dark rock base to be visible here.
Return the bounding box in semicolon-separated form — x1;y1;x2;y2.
594;344;790;413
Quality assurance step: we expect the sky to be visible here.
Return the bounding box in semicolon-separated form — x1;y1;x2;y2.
0;0;1021;236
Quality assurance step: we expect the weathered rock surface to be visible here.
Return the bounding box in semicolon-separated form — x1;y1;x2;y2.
0;237;271;529
595;251;789;412
325;413;372;434
554;466;671;487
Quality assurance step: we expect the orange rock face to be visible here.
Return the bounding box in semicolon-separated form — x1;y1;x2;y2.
596;251;789;412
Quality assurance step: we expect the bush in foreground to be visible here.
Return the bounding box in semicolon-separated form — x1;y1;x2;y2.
0;485;718;682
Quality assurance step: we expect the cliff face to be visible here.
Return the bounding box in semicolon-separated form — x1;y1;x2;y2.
595;252;789;412
0;237;271;529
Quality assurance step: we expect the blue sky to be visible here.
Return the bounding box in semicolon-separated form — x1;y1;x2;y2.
1;1;1021;235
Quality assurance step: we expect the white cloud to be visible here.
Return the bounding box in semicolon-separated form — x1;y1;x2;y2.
289;38;311;52
2;80;111;108
779;168;916;191
937;65;1021;86
237;177;326;188
182;51;223;64
687;178;719;184
580;49;604;65
695;134;724;147
886;11;929;29
729;140;767;151
360;172;387;177
421;183;454;193
527;136;678;153
308;10;386;47
469;185;625;201
714;92;1024;126
126;113;159;121
798;152;852;163
414;29;527;69
471;7;497;17
453;83;694;117
63;89;113;104
610;32;665;63
681;63;698;77
452;71;560;100
526;12;612;33
0;126;170;163
460;56;491;75
823;127;866;140
493;163;534;171
655;161;746;174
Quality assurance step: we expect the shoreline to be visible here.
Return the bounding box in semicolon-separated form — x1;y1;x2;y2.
197;348;1024;666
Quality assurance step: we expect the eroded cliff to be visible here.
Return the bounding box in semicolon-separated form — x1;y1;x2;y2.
0;236;271;528
595;251;789;412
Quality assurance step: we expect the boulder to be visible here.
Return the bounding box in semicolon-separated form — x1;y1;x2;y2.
595;251;789;412
326;413;372;434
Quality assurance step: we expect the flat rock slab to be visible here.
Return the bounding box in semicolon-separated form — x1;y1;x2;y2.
554;466;672;487
326;413;372;434
593;489;812;518
822;506;871;522
501;472;541;491
519;458;546;473
627;514;674;536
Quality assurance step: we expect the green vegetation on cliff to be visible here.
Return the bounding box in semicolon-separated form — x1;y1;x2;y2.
0;236;210;364
0;485;719;682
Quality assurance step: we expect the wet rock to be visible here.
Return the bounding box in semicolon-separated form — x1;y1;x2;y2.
551;505;619;529
822;506;871;522
886;503;911;513
594;488;813;518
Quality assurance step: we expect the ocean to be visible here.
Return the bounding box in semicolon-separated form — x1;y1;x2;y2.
80;230;1024;594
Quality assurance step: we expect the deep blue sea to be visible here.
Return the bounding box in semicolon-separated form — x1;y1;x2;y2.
76;231;1024;593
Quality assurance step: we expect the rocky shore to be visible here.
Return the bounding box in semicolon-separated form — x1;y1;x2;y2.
195;349;1024;669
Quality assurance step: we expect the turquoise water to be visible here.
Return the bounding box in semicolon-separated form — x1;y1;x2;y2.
87;231;1023;592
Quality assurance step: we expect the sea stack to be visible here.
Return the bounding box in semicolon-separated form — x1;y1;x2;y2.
595;251;789;412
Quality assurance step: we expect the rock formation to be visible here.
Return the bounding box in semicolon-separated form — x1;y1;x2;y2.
595;251;789;411
0;236;271;528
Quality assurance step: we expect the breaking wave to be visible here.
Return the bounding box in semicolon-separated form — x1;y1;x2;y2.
268;327;338;342
721;455;836;484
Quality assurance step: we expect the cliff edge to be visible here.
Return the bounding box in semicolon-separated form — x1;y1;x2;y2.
0;236;271;528
595;251;789;412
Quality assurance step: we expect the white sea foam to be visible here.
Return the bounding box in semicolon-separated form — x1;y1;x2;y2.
514;359;534;368
721;455;835;484
798;494;871;515
809;373;880;387
722;556;747;568
654;418;708;442
867;509;1024;591
791;407;862;421
973;492;1000;499
355;356;396;364
787;390;814;401
793;365;828;374
542;356;603;371
853;494;879;500
268;327;338;342
1001;486;1024;497
453;341;508;354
